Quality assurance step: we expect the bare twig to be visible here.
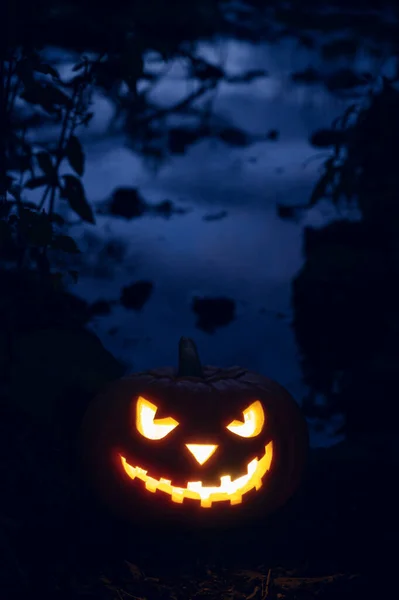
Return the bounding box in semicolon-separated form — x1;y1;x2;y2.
262;568;272;599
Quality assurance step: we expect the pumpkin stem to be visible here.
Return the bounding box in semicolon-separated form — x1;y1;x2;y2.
177;337;204;378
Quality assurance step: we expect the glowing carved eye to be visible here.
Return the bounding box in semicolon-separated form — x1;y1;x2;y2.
136;396;179;440
226;400;265;438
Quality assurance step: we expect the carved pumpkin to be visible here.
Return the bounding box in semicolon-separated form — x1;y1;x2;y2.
81;338;308;525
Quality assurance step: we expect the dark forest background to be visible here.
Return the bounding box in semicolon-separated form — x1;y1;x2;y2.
1;0;399;599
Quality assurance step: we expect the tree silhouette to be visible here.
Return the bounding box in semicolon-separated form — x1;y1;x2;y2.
287;78;399;438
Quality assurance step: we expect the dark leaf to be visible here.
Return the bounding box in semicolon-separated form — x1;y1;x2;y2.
310;129;346;148
51;234;80;254
321;38;358;61
120;280;154;311
65;135;85;177
6;175;16;190
7;184;22;201
326;68;366;91
277;204;298;220
309;171;332;206
81;112;94;127
10;152;32;174
107;187;148;219
72;59;88;72
359;71;374;82
24;176;49;189
21;82;71;112
19;82;42;104
16;58;36;88
291;67;321;84
334;103;358;130
242;69;268;81
36;151;54;176
218;127;249;146
33;63;60;79
227;69;268;83
67;72;92;87
191;59;224;81
68;270;79;283
168;128;203;154
192;296;236;334
18;201;37;210
61;175;95;223
151;200;187;218
89;299;113;316
43;83;71;107
22;211;53;246
49;213;65;225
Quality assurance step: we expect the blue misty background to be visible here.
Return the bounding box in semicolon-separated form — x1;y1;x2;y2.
18;21;396;448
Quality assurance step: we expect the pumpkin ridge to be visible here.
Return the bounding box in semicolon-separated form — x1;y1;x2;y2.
124;368;291;393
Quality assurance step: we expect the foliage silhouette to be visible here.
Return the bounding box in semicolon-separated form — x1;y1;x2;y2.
99;188;188;220
1;46;100;285
120;280;154;311
284;75;399;438
1;0;280;286
192;296;236;333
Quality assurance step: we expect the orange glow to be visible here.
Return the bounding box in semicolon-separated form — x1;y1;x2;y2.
185;444;218;465
226;400;265;438
120;442;273;508
136;397;179;440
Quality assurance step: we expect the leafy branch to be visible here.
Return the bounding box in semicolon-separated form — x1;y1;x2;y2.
277;75;399;222
1;48;101;278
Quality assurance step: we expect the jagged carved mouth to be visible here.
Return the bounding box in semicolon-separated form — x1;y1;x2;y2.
120;441;273;508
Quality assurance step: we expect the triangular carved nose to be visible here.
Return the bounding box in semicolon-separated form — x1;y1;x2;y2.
185;444;218;465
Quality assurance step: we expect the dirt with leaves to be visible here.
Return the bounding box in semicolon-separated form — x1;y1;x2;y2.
64;565;365;600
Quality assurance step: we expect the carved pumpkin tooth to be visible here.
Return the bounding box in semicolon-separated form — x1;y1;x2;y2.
201;498;213;508
145;480;157;493
220;475;231;485
120;457;136;480
82;337;308;524
171;493;184;504
230;496;242;505
187;482;202;492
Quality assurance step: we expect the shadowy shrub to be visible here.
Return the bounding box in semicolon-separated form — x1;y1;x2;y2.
282;75;399;438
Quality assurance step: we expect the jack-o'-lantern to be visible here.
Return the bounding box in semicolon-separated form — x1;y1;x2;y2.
81;337;308;525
